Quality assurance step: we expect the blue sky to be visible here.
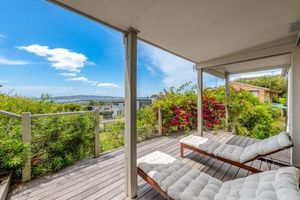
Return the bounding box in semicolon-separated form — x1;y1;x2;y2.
0;1;225;98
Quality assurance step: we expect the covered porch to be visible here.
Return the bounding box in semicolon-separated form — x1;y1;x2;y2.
10;131;288;200
40;0;300;199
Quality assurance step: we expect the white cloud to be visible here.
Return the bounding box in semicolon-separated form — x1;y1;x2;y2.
139;42;196;88
0;57;30;65
144;64;156;76
66;76;88;82
18;44;89;72
59;72;77;77
63;75;99;87
88;80;98;86
97;82;120;88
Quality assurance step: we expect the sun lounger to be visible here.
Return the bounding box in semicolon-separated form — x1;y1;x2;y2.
179;132;293;173
137;151;300;200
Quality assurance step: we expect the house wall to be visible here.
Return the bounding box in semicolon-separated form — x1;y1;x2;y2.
231;83;266;102
264;91;271;102
270;92;279;99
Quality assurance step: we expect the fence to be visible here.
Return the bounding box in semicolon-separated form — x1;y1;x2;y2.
0;109;100;183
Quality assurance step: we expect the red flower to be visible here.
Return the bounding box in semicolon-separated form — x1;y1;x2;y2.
185;112;191;118
170;118;179;125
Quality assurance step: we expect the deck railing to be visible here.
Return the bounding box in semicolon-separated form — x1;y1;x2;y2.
0;109;100;183
1;107;164;183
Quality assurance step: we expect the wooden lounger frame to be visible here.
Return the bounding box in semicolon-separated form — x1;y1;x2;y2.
138;168;174;200
180;143;293;173
138;141;293;199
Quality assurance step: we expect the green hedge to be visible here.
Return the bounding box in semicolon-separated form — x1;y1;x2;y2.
0;95;95;177
0;94;158;177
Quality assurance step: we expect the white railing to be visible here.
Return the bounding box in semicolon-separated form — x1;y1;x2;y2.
0;108;100;183
0;110;21;118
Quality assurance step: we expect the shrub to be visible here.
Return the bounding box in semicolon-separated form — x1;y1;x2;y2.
31;115;95;175
99;107;158;153
0;115;29;174
0;121;29;173
100;122;125;152
137;107;157;141
268;107;282;119
0;95;94;177
237;105;274;139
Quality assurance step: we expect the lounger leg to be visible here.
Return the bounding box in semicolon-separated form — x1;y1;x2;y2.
180;143;184;158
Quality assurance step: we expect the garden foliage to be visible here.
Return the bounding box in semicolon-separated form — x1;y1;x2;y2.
0;78;286;178
0;95;94;176
205;86;285;138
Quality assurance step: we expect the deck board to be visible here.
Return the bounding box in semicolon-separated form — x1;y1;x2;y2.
9;131;289;200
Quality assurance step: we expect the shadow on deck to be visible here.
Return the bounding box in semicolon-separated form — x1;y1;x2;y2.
9;131;290;200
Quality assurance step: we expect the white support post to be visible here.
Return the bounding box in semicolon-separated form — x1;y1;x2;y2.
21;112;31;183
287;66;292;165
124;27;138;199
197;68;203;136
158;107;162;136
225;71;230;131
291;48;300;167
94;108;100;157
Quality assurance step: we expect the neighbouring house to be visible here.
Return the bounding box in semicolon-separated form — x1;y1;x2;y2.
88;105;114;119
231;82;279;103
86;97;153;118
111;98;153;118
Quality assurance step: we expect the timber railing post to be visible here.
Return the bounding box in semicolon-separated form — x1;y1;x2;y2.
158;108;162;136
94;108;100;157
225;71;230;131
21;112;31;182
197;68;203;136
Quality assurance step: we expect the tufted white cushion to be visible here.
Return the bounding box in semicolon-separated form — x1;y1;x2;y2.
240;132;293;163
179;135;220;153
138;151;300;200
215;167;300;200
168;170;222;200
137;151;192;191
213;143;245;163
180;132;293;163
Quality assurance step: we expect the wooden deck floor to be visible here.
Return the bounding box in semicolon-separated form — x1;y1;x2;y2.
9;132;289;200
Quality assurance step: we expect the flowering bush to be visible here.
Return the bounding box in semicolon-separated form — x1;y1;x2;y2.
153;82;226;133
170;104;196;131
202;97;226;130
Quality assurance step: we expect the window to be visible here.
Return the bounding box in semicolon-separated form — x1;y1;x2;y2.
250;90;259;97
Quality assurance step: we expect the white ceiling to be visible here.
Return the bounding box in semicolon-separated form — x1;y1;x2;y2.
51;0;300;64
204;53;291;77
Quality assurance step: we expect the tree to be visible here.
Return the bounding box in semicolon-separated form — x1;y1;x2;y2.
40;93;52;101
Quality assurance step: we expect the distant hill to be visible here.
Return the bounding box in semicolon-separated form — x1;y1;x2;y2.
49;95;150;103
